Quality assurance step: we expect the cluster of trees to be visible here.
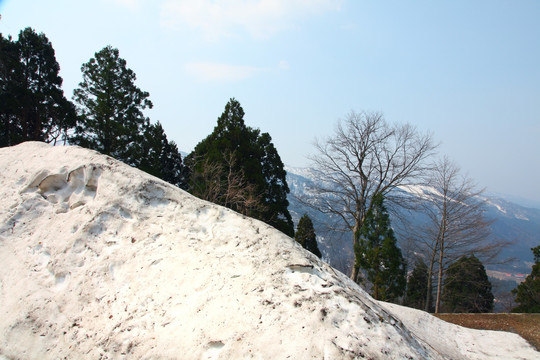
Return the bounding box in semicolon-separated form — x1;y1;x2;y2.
3;27;537;313
1;27;292;238
404;255;494;313
306;111;539;313
70;45;188;188
303;111;510;311
1;29;186;188
404;245;538;313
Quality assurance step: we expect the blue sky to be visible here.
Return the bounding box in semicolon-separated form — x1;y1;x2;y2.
2;0;539;204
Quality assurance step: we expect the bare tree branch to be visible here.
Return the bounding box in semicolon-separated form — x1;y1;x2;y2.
301;111;438;281
409;157;510;312
190;151;267;217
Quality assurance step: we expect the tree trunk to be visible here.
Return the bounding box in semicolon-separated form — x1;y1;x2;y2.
435;239;444;313
435;204;447;313
425;247;437;312
350;210;362;282
351;229;359;282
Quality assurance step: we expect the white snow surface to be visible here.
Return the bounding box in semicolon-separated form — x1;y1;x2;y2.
0;142;537;360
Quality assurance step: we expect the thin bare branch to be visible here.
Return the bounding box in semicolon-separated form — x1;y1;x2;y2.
300;111;438;281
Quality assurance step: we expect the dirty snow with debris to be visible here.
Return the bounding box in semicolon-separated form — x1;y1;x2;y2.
0;142;537;359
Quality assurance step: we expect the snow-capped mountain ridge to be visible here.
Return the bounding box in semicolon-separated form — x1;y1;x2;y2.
286;166;540;275
286;165;540;214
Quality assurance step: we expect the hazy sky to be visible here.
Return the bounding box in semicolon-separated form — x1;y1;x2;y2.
1;0;539;203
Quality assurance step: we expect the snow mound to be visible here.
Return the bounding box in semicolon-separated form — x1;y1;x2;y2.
0;142;537;359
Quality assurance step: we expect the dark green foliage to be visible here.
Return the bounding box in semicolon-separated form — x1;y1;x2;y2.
512;246;540;313
0;33;20;146
404;259;433;311
256;131;294;236
138;122;188;190
69;46;187;188
441;255;494;313
295;214;322;258
354;193;406;302
0;28;76;147
70;46;152;166
187;98;294;236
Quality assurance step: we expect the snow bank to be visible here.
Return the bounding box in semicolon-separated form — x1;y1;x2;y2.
0;142;537;359
379;302;538;360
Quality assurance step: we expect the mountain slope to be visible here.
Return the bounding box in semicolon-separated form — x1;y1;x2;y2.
0;143;537;359
286;166;540;277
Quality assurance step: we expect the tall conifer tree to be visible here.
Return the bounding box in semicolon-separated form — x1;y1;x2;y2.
70;46;152;166
354;193;406;302
188;98;294;236
295;214;322;258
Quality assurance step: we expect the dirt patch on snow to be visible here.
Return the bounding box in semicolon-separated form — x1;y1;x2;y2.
434;313;540;351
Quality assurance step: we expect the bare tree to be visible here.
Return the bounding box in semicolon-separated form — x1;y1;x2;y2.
190;151;267;216
413;157;506;313
190;157;222;203
306;111;437;282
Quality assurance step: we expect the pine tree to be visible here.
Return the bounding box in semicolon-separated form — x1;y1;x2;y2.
257;132;294;236
512;246;540;313
404;259;433;311
0;28;76;147
160;139;187;189
70;46;152;166
295;214;322;258
354;193;406;302
139;122;188;189
441;255;493;313
187;98;294;236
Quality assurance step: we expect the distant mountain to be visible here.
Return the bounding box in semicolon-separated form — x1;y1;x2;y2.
285;166;540;279
480;194;540;273
487;192;540;211
286;166;355;275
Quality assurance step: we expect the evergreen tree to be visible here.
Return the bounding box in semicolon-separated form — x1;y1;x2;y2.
0;28;76;147
0;33;19;146
512;246;540;313
187;98;294;236
70;46;152;166
354;193;406;302
294;214;322;258
404;259;433;311
139;122;188;189
441;255;494;313
257;132;294;235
